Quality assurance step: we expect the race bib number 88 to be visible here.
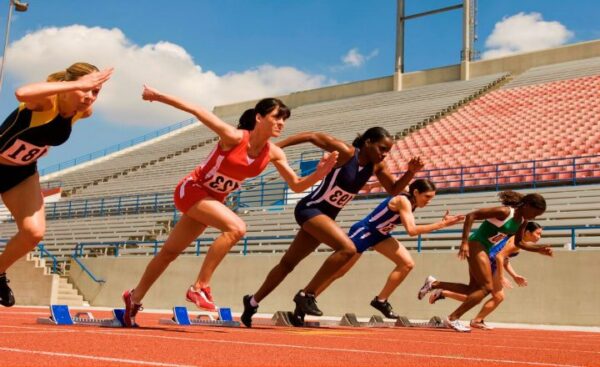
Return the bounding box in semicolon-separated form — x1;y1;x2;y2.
203;172;242;194
0;139;49;165
324;186;355;208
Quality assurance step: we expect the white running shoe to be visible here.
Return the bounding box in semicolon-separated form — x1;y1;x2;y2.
444;317;471;332
417;275;436;300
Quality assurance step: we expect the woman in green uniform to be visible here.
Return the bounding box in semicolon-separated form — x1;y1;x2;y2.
416;190;551;331
0;62;113;307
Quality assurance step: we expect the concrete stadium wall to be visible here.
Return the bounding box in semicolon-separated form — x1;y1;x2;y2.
212;39;600;119
10;255;58;306
470;39;600;78
70;250;599;326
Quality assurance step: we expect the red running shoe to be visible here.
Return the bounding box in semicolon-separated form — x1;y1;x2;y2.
186;286;217;311
122;289;143;327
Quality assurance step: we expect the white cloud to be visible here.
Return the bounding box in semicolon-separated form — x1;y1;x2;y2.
5;25;330;126
331;48;379;71
482;12;573;59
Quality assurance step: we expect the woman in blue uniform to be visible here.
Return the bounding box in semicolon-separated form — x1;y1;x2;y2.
0;62;113;307
241;127;424;327
314;179;464;319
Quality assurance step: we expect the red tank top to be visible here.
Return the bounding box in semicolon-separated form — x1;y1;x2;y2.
190;130;271;197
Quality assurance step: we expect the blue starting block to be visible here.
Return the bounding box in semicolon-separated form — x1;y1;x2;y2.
159;306;240;327
37;304;127;327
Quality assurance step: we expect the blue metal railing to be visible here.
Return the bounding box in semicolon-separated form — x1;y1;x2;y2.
299;150;600;194
4;151;595;223
407;225;600;252
39;117;196;176
70;224;599;282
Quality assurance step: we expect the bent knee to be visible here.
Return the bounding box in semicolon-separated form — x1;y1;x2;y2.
481;284;493;295
338;246;357;259
19;225;45;244
401;260;415;272
225;222;247;241
493;292;505;303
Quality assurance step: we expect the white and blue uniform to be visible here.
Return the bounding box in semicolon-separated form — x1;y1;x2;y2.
294;148;374;226
349;193;415;253
488;236;519;274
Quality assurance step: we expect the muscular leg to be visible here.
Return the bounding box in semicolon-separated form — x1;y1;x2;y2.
373;238;414;300
0;173;45;273
131;214;206;303
300;215;357;294
315;252;361;297
253;229;320;303
131;198;245;303
473;269;505;322
448;241;493;320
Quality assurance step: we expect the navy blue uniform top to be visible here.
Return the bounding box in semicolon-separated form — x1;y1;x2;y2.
355;192;415;235
295;148;374;220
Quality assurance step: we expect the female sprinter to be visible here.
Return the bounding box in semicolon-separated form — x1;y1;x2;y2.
314;179;464;319
426;222;551;329
122;85;337;327
417;191;552;332
241;128;424;327
0;62;112;307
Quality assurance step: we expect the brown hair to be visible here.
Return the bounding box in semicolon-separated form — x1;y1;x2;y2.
498;191;546;211
47;62;99;82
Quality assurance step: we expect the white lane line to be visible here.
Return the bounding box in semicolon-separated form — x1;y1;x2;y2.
82;329;583;367
0;347;196;367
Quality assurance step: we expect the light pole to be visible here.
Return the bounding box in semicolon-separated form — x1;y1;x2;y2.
0;0;28;94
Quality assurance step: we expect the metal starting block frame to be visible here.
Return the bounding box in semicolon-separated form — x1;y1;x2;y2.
159;306;240;327
270;311;444;329
395;315;446;328
37;305;126;327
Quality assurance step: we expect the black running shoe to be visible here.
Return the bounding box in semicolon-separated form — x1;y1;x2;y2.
293;290;322;316
0;273;15;307
289;307;305;327
241;294;258;328
370;297;399;319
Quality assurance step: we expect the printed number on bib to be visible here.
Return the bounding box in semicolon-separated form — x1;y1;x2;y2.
203;172;241;194
377;222;397;235
324;186;355;208
488;233;507;245
0;139;48;165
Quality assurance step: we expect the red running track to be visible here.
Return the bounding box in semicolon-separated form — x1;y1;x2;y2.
0;307;598;367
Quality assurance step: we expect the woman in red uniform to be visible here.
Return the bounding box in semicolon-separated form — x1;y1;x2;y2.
122;85;337;327
0;62;112;307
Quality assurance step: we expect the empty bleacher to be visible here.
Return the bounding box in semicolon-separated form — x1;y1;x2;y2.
373;60;600;192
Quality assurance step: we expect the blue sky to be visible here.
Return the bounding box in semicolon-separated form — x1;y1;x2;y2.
0;0;598;170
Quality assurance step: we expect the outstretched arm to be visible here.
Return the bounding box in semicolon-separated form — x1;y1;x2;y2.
374;157;424;196
142;84;243;148
270;145;338;192
394;196;464;236
513;222;554;256
15;68;114;111
276;132;354;163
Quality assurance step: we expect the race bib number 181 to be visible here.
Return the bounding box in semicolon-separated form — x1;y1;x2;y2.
0;139;49;165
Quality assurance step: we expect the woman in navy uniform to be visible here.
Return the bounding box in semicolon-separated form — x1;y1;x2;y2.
315;179;463;319
0;62;113;306
241;127;423;327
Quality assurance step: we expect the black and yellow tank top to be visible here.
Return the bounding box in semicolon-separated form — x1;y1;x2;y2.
0;98;82;165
